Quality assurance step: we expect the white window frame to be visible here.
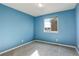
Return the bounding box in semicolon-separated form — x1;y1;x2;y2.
43;16;59;33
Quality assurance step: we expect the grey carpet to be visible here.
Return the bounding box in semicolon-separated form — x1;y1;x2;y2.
0;41;78;56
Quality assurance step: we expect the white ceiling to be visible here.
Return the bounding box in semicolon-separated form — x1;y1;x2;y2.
3;3;76;17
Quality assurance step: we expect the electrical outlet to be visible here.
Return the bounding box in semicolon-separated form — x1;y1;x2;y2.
56;39;58;42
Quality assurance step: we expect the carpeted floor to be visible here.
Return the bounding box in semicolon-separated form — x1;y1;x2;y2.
0;41;78;56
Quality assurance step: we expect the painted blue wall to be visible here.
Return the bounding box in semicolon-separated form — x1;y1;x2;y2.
0;4;77;52
0;4;34;52
76;4;79;49
34;9;76;46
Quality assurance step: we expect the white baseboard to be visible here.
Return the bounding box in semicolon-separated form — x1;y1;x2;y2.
34;40;79;55
75;47;79;55
0;39;79;55
0;41;33;55
34;40;76;48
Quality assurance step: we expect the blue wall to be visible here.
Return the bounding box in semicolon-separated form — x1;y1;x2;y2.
0;4;34;52
0;4;77;52
76;4;79;49
34;9;76;46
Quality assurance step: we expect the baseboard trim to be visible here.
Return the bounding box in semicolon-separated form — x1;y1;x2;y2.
34;40;76;48
34;40;79;55
0;39;78;55
75;47;79;55
0;40;33;55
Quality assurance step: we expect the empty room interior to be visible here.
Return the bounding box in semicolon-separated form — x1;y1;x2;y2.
0;3;79;56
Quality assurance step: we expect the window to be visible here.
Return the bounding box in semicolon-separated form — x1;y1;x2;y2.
44;16;58;33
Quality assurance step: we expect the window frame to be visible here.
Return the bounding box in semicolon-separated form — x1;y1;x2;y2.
43;16;59;33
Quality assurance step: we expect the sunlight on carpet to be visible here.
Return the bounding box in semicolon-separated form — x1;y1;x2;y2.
31;50;39;56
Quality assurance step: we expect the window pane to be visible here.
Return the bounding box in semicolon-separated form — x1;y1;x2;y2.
44;16;58;32
51;17;57;31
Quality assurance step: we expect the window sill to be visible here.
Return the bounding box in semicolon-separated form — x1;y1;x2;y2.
44;31;58;33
